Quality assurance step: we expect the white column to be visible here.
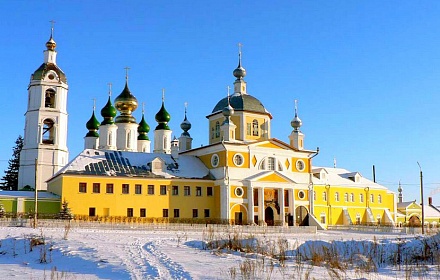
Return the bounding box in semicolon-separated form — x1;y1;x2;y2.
258;187;265;225
279;188;285;226
248;185;254;224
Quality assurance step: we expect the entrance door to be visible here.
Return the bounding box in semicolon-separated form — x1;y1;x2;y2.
265;207;274;226
235;212;243;225
295;206;308;226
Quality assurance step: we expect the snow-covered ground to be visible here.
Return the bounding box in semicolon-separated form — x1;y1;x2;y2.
0;224;439;279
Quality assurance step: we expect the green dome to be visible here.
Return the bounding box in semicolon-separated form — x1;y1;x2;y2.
138;115;150;140
115;82;138;123
100;96;117;125
155;102;171;130
86;111;100;137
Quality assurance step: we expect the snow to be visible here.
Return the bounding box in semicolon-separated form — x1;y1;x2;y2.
0;224;439;279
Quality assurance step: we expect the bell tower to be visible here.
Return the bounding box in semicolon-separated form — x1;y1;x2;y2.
18;24;69;190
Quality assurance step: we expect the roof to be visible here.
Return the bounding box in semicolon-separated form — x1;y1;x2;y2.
0;191;60;200
32;63;67;83
312;167;390;191
210;93;272;118
49;149;212;181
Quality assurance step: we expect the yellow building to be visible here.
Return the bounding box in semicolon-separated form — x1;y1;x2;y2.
33;32;396;228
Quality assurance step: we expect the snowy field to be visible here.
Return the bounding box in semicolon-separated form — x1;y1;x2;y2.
0;224;439;279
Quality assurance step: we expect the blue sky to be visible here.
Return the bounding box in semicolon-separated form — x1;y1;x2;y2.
1;1;439;203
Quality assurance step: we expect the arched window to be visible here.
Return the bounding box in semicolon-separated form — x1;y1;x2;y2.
335;192;339;202
378;194;382;203
252;119;259;136
215;121;220;138
45;89;56;108
323;191;327;202
370;194;374;203
344;193;348;202
42;119;54;144
360;193;364;202
350;193;354;202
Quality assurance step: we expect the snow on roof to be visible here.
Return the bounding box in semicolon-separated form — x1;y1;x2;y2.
311;167;390;191
0;191;60;199
424;205;440;218
50;149;211;180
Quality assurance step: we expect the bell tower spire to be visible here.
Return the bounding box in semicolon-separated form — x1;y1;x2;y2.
233;43;247;95
18;23;69;190
289;100;305;150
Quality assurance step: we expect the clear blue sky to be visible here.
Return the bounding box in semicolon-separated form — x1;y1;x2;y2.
1;1;439;203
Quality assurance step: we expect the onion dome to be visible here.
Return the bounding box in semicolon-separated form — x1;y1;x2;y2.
114;81;138;123
180;108;191;137
155;101;171;130
291;101;302;131
222;102;234;117
46;34;56;51
137;114;150;140
101;96;117;125
233;51;246;80
86;111;100;137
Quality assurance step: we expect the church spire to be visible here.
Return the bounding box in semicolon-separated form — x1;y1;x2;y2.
289;100;304;150
233;43;247;95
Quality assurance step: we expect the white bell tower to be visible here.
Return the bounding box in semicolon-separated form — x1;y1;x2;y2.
18;25;69;190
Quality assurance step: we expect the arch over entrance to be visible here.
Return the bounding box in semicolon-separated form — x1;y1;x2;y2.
295;205;309;226
408;215;421;227
265;207;274;226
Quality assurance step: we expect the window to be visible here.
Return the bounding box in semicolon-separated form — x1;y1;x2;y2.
184;186;190;196
360;194;364;203
254;189;259;206
344;193;348;202
356;213;361;225
323;191;327;202
172;186;179;195
215;121;220;138
211;127;214;139
79;182;87;193
89;207;96;217
148;185;154;195
122;184;129;194
196;186;202;196
233;154;244;167
108;131;113;146
252;119;259;136
106;184;114;194
160;185;167;195
335;192;339;202
378;194;382;203
163;209;169;218
235;187;244;197
127;131;131;148
193;209;198;218
267;157;275;171
207;187;213;196
135;184;142;194
127;208;133;217
93;183;100;193
320;213;326;224
174;209;180;218
370;194;374;203
298;190;305;200
350;193;354;202
140;208;146;217
211;154;219;167
204;209;210;218
42;119;55;144
44;89;56;108
246;123;251;136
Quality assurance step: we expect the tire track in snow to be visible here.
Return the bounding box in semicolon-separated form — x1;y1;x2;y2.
125;238;160;280
143;241;192;280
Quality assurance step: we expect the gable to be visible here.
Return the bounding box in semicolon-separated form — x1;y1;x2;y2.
256;142;285;149
257;173;291;183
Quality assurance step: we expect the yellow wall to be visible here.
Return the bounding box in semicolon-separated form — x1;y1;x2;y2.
49;175;218;219
244;115;267;142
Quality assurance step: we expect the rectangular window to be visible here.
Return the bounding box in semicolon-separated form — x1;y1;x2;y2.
79;182;87;193
207;187;213;196
135;184;142;194
360;194;364;203
323;191;327;202
140;208;146;217
122;184;129;194
246;123;251;136
320;214;326;224
174;209;180;218
160;185;167;195
106;183;114;194
196;186;202;196
172;185;179;196
93;183;100;193
127;208;133;217
192;209;198;218
204;209;210;218
184;186;191;196
148;185;154;195
163;209;169;218
268;157;275;170
89;207;96;217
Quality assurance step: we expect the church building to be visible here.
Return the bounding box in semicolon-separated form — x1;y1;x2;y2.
17;29;397;228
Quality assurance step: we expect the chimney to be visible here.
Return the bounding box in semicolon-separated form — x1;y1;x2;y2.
428;197;432;205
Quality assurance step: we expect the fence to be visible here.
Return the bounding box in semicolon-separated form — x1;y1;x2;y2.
0;217;317;234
